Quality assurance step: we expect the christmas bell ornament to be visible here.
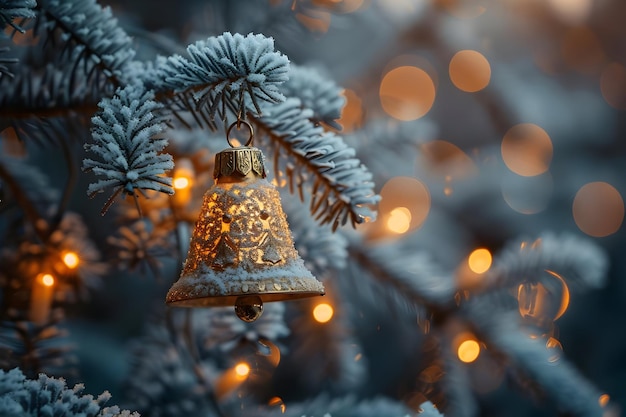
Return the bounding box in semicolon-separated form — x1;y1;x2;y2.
166;121;325;322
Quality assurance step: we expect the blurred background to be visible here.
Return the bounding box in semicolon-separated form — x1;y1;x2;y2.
2;0;625;416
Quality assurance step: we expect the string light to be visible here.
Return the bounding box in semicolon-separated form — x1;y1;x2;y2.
313;303;334;323
467;248;492;274
30;273;56;324
41;273;55;287
234;362;250;378
386;207;412;234
173;176;190;190
62;251;80;269
457;339;481;363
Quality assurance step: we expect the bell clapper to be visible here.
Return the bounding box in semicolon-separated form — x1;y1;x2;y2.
235;295;264;322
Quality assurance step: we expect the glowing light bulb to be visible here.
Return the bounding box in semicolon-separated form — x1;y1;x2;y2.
234;362;250;378
457;339;480;363
387;207;412;234
468;248;492;274
173;176;190;190
41;273;55;286
313;303;334;323
62;252;79;269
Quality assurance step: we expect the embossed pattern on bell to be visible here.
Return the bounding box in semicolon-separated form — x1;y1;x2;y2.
165;173;325;307
214;147;266;180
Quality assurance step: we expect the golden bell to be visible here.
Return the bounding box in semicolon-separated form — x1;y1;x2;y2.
166;130;324;322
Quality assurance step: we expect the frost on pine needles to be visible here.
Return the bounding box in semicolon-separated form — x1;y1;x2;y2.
83;85;174;215
154;32;290;123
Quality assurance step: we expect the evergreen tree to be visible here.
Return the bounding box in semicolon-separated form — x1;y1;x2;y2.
1;1;624;416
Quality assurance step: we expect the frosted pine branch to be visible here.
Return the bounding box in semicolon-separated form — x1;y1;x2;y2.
282;192;349;275
83;85;173;215
490;232;609;290
0;368;139;416
256;98;380;229
151;32;289;125
348;236;456;309
37;0;135;85
0;0;36;32
468;309;604;417
280;65;345;130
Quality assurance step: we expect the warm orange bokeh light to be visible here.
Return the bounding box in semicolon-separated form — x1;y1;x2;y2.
387;207;412;234
457;339;481;363
468;248;492;274
573;182;624;237
234;362;250;378
173;176;190;190
501;123;553;177
449;50;491;92
379;177;431;234
62;252;79;269
40;273;55;287
380;66;436;121
599;394;610;408
601;63;626;109
313;303;334;323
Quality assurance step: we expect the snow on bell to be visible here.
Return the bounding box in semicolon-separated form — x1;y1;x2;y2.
166;122;325;322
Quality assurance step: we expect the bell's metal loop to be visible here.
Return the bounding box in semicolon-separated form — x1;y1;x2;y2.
226;120;254;148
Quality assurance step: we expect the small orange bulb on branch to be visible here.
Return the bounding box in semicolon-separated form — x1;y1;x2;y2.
62;252;80;269
313;303;334;323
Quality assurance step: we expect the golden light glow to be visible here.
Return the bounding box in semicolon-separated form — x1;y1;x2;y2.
234;362;250;378
380;66;436;121
173;159;194;187
457;339;481;363
313;303;334;323
387;207;412;234
40;273;55;287
62;252;80;269
449;50;491;92
468;248;492;274
599;394;610;407
501;124;553;177
601;63;626;110
573;182;624;237
378;177;431;236
173;176;190;190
